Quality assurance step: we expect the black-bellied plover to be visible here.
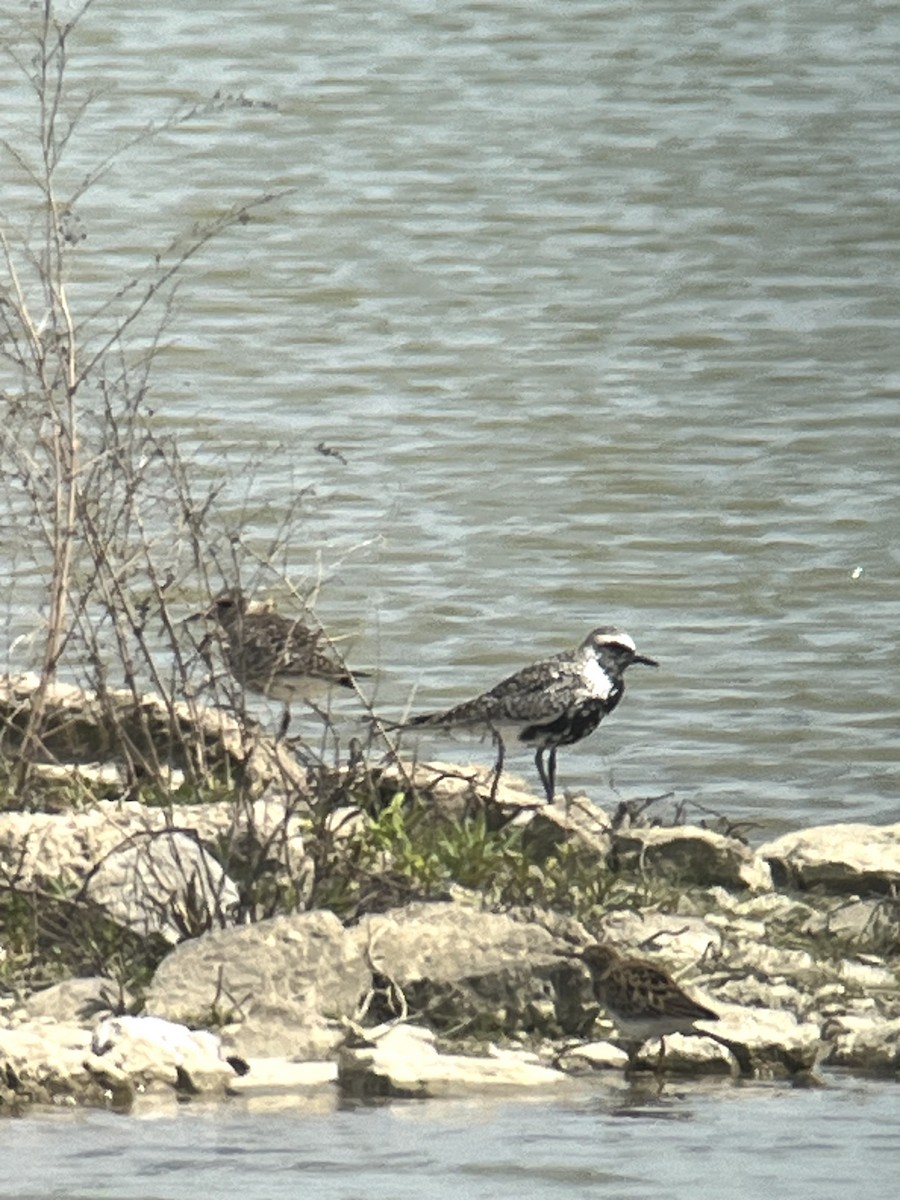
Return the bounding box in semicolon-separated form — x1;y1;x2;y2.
402;626;656;800
579;943;718;1071
196;589;368;723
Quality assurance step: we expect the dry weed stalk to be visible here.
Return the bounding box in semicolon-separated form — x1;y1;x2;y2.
0;1;293;791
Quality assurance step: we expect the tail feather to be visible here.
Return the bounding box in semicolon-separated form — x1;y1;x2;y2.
407;711;439;726
371;711;442;733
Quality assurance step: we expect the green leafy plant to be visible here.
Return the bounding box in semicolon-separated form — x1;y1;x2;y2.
0;878;168;997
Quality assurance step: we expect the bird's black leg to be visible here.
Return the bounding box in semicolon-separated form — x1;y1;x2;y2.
534;749;546;799
624;1041;640;1077
534;748;553;801
546;746;558;800
655;1037;667;1078
276;705;292;741
490;728;506;801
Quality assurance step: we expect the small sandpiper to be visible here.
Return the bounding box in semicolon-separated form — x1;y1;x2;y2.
195;588;368;729
580;943;718;1072
401;626;656;800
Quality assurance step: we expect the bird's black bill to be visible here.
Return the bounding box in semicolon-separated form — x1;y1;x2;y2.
632;653;658;668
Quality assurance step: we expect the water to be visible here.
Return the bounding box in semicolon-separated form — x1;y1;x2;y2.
2;0;899;1189
2;1075;899;1200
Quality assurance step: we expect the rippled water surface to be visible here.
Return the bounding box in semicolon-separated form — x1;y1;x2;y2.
2;1076;899;1200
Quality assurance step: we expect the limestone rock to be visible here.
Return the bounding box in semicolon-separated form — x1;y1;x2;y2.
612;825;772;891
23;977;132;1025
88;1015;241;1095
517;793;612;861
368;759;542;823
555;1039;630;1072
0;798;314;950
336;1022;572;1099
0;1022;99;1109
593;909;723;971
707;1003;823;1077
822;1012;900;1072
711;975;809;1015
229;1057;338;1098
0;806;147;890
351;902;581;1037
724;941;822;987
0;797;311;897
144;909;368;1059
631;1034;734;1075
800;897;900;957
834;957;897;993
759;822;900;895
711;943;895;1018
704;887;817;926
84;831;240;941
0;673;308;794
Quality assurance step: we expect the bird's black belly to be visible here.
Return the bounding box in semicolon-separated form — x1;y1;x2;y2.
519;695;615;749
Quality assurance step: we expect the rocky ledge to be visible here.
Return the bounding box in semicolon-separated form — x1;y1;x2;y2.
1;811;898;1112
0;683;898;1113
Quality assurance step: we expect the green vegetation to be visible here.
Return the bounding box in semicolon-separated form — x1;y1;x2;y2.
0;879;167;999
301;784;701;924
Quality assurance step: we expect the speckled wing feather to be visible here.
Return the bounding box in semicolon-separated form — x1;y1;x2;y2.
603;960;718;1024
413;651;591;727
227;612;359;691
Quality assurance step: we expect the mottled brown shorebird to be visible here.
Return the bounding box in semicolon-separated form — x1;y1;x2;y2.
196;588;368;730
401;627;656;800
580;943;718;1072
